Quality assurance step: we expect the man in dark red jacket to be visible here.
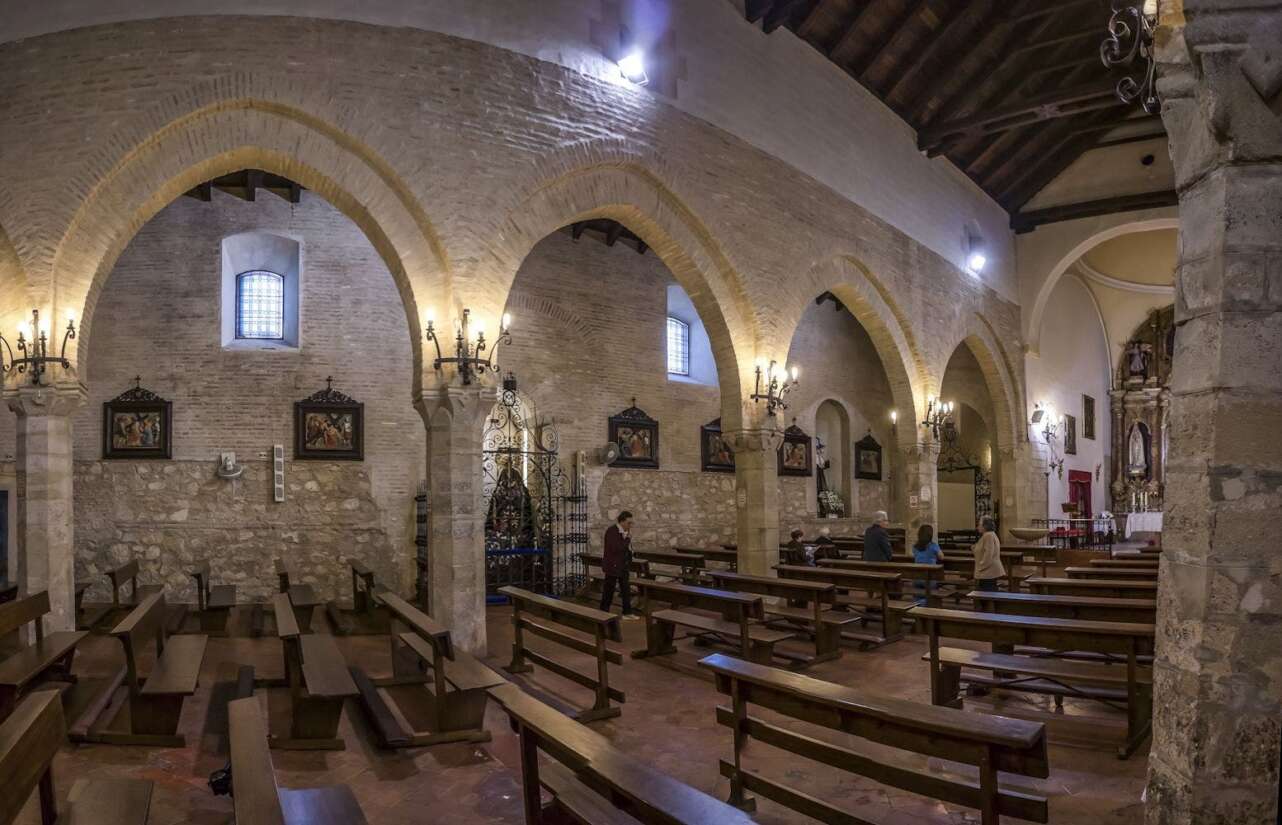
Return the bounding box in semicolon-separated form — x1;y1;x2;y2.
600;510;636;618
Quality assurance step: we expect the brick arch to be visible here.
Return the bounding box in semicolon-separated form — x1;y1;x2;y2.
940;313;1023;454
48;101;448;392
786;255;926;450
0;221;27;349
477;158;753;429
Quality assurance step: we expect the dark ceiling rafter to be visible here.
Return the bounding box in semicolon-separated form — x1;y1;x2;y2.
183;169;304;204
1011;190;1179;233
563;219;650;255
744;0;1169;222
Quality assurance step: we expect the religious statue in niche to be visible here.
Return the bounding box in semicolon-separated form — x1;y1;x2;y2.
1125;340;1152;380
1127;422;1150;478
1110;306;1174;513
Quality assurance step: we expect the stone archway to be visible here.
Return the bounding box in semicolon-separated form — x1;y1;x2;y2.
1021;212;1179;356
0;222;26;346
48;101;449;388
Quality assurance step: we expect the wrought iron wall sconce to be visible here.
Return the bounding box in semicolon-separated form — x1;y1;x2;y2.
424;308;512;386
0;309;77;386
1031;403;1066;480
1101;0;1159;114
920;395;954;441
750;359;798;418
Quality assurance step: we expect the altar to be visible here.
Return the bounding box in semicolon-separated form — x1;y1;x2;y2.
1125;511;1164;538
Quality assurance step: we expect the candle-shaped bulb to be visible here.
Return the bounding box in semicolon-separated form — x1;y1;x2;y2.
501;312;512;332
65;308;76;325
755;357;768;374
789;365;798;382
423;307;435;327
890;410;898;424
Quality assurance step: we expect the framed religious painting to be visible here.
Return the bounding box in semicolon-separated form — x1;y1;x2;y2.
700;418;735;473
294;378;364;461
103;378;172;460
1064;413;1078;455
1082;394;1096;440
854;432;883;480
609;400;659;469
777;423;813;477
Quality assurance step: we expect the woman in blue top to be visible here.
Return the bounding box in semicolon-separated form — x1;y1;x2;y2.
911;524;944;605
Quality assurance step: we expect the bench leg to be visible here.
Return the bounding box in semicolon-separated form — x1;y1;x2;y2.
292;604;315;633
518;724;544;825
282;695;347;750
199;608;230;634
130;694;185;741
747;641;775;666
631;616;676;658
38;766;56;825
507;612;533;674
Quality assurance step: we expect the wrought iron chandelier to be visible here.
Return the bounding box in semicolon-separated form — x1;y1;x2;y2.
750;359;798;418
1101;0;1160;114
424;308;512;386
1032;403;1066;480
0;309;77;386
920;396;954;441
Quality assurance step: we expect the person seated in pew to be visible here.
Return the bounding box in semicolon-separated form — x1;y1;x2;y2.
812;527;839;562
781;529;808;566
600;510;640;620
862;511;893;562
911;523;944;605
973;516;1005;592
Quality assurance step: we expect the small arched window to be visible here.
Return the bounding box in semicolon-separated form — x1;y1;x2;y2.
236;270;285;340
666;316;690;376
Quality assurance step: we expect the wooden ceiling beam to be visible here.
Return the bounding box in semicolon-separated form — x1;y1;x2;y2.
1010;0;1101;25
1000;115;1132;210
883;0;974;105
605;222;624;247
848;0;932;81
828;2;877;66
795;0;834;39
1011;190;1180;233
763;0;812;33
744;0;774;24
1007;26;1107;58
906;0;1018;124
920;81;1122;153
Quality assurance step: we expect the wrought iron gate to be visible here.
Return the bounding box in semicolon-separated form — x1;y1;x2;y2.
482;377;585;602
937;428;996;531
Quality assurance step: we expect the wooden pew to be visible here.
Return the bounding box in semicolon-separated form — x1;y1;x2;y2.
488;681;755;825
267;592;357;749
1027;577;1158;600
188;560;237;635
896;551;1025;592
352;590;505;747
706;570;857;664
226;697;368;824
0;592;87;721
797;561;913;642
1090;558;1160;569
75;577;112;631
630;548;705;584
0;691;154;825
73;592;208;747
575;552;650;603
910;606;1154;758
1065;566;1159;580
275;558;321;632
1003;544;1058;578
676;545;738;570
326;558;391;636
971;591;1157;624
630;579;793;666
699;653;1049;825
501;585;625;721
816;556;945;602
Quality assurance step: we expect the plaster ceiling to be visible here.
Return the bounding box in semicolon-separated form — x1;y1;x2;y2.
1080;228;1177;286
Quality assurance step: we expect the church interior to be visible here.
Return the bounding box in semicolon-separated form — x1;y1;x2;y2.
0;1;1278;823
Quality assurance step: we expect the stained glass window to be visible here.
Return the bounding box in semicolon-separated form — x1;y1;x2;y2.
236;270;285;340
666;316;690;376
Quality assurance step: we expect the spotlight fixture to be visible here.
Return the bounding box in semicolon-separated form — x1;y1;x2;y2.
920;396;954;441
424;308;512;386
965;231;987;275
618;49;649;85
750;359;798;418
0;308;77;386
967;251;987;274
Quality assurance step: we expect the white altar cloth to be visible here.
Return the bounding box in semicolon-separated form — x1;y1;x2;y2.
1125;511;1164;538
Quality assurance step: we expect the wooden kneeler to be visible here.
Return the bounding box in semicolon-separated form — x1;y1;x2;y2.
351;591;505;748
500;585;624;722
71;592;208;747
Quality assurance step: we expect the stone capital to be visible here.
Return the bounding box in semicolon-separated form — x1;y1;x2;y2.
721;427;784;455
413;381;497;430
897;440;941;463
3;379;88;418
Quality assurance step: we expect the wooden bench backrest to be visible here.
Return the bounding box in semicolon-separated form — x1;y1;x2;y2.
111;591;169;694
274;558;291;592
227;697;287;825
776;564;901;588
272;592;300;639
0;691;65;825
378;591;453;660
107;559;141;603
578;552;649;576
0;591;51;641
708;571;834;603
634;579;764;621
348;558;375;581
499;586;623;641
488;683;756;824
699;653;1050;822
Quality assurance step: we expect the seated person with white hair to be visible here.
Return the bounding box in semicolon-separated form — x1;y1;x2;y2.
812;526;839;562
862;511;893;562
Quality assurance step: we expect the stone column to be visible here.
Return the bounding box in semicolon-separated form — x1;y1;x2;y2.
724;426;782;577
415;382;495;655
997;442;1041;539
896;441;939;533
3;381;87;632
1146;4;1282;823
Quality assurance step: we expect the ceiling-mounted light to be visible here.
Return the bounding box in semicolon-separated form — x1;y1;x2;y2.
967;251;987;274
618;49;649;85
965;230;987;275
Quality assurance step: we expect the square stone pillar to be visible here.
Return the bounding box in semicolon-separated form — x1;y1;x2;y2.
4;381;87;632
896;441;940;533
1147;6;1282;823
725;427;782;577
416;383;495;656
998;442;1044;540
